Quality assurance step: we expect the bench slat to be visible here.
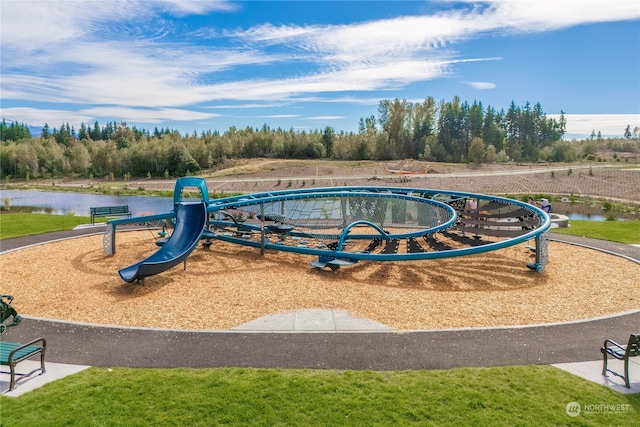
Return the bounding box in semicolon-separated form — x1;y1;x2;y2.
0;343;43;364
90;205;131;224
0;338;46;392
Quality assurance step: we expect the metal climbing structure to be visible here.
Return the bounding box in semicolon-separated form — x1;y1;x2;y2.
105;178;552;273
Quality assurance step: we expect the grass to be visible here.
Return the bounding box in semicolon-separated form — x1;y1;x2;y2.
551;220;640;244
0;213;101;240
3;213;639;244
1;366;638;426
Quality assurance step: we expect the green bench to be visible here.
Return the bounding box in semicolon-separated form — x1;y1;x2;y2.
90;205;131;224
602;333;639;388
0;338;46;392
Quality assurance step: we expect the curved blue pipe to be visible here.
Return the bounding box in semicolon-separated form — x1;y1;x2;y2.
336;220;389;251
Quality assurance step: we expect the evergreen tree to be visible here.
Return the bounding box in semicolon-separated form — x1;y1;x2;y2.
322;126;335;158
78;123;89;140
102;122;115;140
0;119;32;141
468;101;484;140
482;107;504;152
90;121;102;141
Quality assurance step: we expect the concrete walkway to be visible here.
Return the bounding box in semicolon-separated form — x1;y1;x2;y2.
1;229;639;395
230;309;395;332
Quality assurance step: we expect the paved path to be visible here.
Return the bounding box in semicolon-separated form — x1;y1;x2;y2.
548;233;640;262
5;311;639;371
1;228;639;370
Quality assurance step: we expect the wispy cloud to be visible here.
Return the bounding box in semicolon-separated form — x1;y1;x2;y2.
551;114;640;137
476;0;640;32
1;106;219;127
256;114;300;119
158;0;238;16
307;116;346;121
81;107;221;123
466;81;497;90
0;107;95;127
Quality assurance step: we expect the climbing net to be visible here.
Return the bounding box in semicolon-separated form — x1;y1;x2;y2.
218;192;453;246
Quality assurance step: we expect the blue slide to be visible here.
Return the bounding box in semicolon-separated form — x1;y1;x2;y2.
119;202;207;283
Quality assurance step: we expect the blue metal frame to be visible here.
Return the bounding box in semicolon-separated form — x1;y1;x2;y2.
173;176;210;207
209;188;550;262
105;177;551;268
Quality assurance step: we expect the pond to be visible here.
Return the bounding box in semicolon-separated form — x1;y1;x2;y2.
565;213;605;221
550;201;638;221
1;189;174;216
1;189;637;222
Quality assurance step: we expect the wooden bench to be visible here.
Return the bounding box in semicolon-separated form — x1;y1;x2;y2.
601;333;639;388
90;205;131;224
0;338;46;392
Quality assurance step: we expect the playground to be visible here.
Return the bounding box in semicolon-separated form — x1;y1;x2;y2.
1;169;639;399
2;175;640;331
1;224;639;331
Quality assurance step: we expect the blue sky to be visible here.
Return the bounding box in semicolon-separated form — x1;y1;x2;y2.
1;0;639;139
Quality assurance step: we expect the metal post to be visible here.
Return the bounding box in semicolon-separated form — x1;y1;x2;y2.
260;203;265;255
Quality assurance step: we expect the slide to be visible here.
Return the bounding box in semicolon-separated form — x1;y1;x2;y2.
119;202;207;283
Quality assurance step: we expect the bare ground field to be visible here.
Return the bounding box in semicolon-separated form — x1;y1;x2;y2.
47;159;640;202
198;160;640;201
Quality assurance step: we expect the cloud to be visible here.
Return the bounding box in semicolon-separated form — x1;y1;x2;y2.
81;107;220;123
307;116;346;121
255;114;300;119
159;0;238;15
465;81;497;90
550;114;640;137
474;0;640;32
0;106;219;129
0;107;95;127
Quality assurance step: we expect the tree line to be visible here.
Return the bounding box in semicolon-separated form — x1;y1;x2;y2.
1;96;638;180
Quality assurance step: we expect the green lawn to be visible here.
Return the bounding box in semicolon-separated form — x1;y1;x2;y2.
0;213;101;240
552;220;640;244
1;366;637;426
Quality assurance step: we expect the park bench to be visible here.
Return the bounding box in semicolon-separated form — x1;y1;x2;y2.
601;333;639;388
90;205;131;224
0;338;46;392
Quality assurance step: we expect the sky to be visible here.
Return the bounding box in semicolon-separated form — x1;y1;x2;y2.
1;0;639;139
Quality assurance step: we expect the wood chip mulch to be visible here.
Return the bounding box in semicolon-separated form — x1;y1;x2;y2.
1;231;638;330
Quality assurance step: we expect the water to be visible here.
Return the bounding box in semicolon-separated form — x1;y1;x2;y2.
1;189;174;216
0;189;632;222
566;213;606;221
552;201;632;221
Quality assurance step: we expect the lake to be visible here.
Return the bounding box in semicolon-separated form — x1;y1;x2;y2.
1;189;634;222
1;189;174;216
